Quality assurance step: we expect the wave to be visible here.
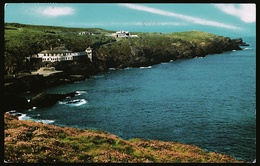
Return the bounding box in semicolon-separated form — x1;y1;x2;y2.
6;111;55;124
194;56;204;59
59;99;87;106
34;119;55;124
92;75;104;78
19;114;54;124
75;90;87;96
6;110;16;114
18;113;29;120
109;68;116;70
243;47;252;50
140;66;152;69
6;110;26;119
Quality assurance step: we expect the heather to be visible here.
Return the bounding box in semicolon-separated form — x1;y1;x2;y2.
4;114;243;163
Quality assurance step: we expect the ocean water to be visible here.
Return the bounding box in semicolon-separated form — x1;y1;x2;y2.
18;37;255;162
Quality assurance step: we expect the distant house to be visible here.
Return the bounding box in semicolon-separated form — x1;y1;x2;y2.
107;31;138;38
108;30;138;38
79;31;94;35
29;46;92;63
116;30;130;38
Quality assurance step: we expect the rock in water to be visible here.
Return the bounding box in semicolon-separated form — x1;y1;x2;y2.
29;92;77;108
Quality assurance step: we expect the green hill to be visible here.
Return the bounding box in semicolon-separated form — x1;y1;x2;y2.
4;23;240;75
4;23;113;74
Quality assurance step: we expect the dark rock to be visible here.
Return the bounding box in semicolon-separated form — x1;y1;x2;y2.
232;38;250;46
3;95;29;112
4;75;46;94
29;91;77;108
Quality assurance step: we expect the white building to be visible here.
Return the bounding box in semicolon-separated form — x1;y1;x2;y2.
115;30;130;38
86;47;93;62
32;46;92;62
108;30;138;38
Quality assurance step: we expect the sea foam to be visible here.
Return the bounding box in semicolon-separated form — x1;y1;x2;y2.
59;99;87;106
17;113;55;124
140;66;152;69
75;90;87;96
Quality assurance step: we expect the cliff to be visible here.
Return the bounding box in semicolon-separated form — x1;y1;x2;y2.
94;31;241;68
4;23;244;112
4;114;243;163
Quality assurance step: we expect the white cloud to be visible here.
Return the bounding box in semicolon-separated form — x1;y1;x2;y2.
73;21;187;27
214;4;255;23
34;6;75;17
133;21;187;26
120;3;242;30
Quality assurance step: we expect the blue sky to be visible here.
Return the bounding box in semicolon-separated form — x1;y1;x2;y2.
4;3;256;37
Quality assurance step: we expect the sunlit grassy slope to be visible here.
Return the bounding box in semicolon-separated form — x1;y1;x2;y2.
4;114;243;163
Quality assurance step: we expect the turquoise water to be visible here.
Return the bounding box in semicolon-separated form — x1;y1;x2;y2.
21;37;256;162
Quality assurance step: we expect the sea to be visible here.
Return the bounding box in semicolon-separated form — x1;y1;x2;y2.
13;37;256;162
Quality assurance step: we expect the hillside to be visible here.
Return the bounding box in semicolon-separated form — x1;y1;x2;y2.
4;23;114;75
4;22;241;75
4;114;243;163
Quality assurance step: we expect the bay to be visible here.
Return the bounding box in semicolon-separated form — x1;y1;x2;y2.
20;37;256;162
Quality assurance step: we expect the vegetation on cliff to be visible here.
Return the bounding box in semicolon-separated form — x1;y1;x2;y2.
4;22;241;75
4;23;113;74
4;114;243;163
95;31;239;68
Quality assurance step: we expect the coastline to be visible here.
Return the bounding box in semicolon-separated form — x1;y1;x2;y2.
4;34;244;112
3;27;253;162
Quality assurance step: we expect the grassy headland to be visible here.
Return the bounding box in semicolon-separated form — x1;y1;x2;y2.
4;22;240;75
4;114;243;163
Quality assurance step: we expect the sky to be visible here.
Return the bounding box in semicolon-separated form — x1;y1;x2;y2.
4;3;256;38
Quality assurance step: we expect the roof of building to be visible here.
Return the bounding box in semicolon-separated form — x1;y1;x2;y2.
39;47;72;54
116;30;129;34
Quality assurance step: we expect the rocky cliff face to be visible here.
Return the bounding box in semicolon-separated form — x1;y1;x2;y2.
4;32;243;112
95;35;241;69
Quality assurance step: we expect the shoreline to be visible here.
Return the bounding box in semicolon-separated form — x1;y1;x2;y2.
3;47;242;113
3;40;254;163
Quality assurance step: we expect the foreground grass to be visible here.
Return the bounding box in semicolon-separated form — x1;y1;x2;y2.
4;114;244;163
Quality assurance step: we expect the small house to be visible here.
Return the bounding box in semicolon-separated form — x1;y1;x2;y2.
28;46;92;63
109;30;138;38
116;30;130;38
